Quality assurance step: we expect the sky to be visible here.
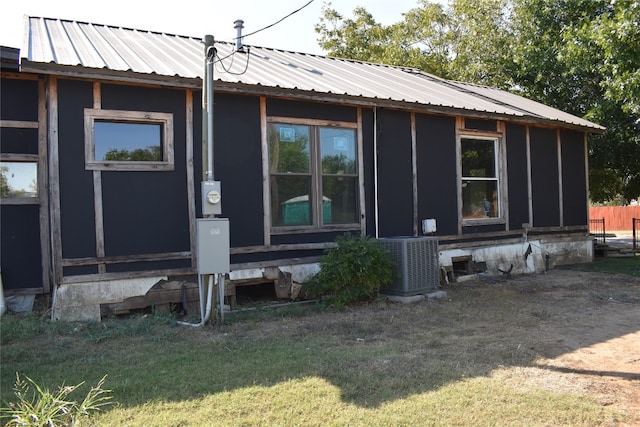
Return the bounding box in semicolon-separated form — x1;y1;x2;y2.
0;0;428;55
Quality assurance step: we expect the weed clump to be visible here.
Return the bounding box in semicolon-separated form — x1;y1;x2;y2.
1;374;113;427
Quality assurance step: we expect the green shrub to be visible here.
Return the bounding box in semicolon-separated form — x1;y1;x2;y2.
1;374;113;427
308;234;394;307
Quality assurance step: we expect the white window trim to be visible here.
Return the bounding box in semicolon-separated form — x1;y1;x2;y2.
459;133;507;227
84;109;174;171
266;117;361;234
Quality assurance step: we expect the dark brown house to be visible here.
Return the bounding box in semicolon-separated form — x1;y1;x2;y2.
0;17;603;320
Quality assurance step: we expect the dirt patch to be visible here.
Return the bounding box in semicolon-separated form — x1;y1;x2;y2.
509;271;640;423
222;268;640;423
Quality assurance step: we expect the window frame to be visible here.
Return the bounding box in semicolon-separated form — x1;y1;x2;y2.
84;109;174;171
459;133;506;226
267;117;361;233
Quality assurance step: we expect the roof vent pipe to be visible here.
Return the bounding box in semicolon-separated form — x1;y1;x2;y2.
234;19;244;52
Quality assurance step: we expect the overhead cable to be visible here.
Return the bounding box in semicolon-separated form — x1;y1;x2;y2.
238;0;314;40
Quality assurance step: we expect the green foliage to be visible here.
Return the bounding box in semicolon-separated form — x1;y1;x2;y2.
315;0;640;203
308;234;393;307
1;374;112;427
509;0;640;202
559;256;640;278
103;145;161;161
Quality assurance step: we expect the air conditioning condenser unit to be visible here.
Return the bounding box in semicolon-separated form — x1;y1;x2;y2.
377;236;439;296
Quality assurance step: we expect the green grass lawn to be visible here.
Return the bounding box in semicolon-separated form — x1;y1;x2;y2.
2;266;638;426
559;254;640;277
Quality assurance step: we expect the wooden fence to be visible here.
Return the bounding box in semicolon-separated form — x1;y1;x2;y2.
589;206;640;231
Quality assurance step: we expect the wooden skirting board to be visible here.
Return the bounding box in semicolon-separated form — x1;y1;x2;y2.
100;270;300;317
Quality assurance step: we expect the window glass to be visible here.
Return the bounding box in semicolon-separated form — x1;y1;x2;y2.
269;122;359;229
461;138;495;177
462;179;498;218
461;138;499;220
95;121;162;161
322;176;358;224
84;109;173;171
271;176;312;226
0;162;38;198
269;124;310;173
320;128;356;174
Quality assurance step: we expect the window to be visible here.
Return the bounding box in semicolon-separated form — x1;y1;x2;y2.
460;137;501;221
0;161;38;199
84;109;174;171
268;121;359;230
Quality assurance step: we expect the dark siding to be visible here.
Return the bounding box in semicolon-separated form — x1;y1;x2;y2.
505;123;530;229
465;118;497;132
462;224;505;234
415;113;458;236
271;230;350;245
63;266;99;276
561;130;588;226
101;172;190;255
99;84;190;257
377;109;414;237
0;78;38;121
267;98;357;122
230;249;326;266
101;84;183;113
213;93;264;247
106;259;190;273
57;79;97;259
1;128;38;154
0;78;43;291
530;127;560;227
362;108;376;237
0;206;42;290
193;91;203;212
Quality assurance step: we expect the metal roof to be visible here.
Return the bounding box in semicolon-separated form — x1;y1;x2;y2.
19;16;604;132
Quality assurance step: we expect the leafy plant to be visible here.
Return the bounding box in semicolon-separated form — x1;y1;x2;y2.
1;374;113;426
308;234;393;307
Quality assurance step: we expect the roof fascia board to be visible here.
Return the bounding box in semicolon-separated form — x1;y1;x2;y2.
19;61;605;134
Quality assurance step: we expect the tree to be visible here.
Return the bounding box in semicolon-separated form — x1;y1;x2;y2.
316;1;452;77
446;0;513;88
509;0;640;201
315;0;640;202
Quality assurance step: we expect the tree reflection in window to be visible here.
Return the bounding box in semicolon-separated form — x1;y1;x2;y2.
104;146;162;161
268;123;359;228
95;122;162;162
0;162;38;198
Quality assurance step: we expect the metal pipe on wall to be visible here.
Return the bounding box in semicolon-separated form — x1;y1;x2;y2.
373;107;380;238
205;36;215;182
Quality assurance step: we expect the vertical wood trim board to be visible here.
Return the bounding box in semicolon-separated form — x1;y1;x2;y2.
38;77;51;292
47;76;63;285
185;90;197;268
260;97;271;246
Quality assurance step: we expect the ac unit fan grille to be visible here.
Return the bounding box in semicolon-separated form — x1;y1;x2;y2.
378;237;439;296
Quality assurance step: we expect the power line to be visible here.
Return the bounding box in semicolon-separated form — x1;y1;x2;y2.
238;0;314;40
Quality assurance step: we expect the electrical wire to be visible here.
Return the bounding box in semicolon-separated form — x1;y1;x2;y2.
238;0;314;40
211;0;313;76
215;47;251;76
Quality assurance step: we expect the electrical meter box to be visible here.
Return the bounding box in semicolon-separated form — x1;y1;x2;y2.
196;218;230;274
201;181;222;216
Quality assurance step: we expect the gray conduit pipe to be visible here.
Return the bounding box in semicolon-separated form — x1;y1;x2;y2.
177;274;214;327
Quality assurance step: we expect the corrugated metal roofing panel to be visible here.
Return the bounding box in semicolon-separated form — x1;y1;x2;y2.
20;16;604;132
451;81;604;130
